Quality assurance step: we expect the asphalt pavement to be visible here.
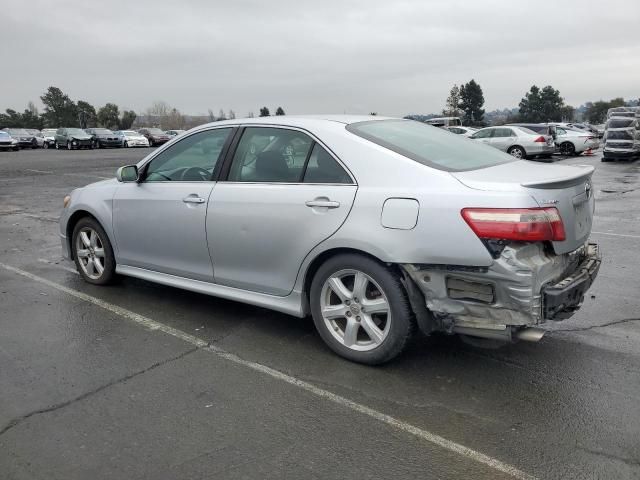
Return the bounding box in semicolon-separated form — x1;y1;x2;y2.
0;146;639;479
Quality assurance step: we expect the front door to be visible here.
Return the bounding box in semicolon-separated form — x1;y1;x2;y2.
208;127;357;296
113;127;233;281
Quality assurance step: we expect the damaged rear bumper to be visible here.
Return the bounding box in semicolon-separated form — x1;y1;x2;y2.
401;242;601;341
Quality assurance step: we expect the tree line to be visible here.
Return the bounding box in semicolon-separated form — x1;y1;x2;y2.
0;87;137;130
440;80;636;126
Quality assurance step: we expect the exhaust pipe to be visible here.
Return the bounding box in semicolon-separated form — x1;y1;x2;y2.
513;327;546;342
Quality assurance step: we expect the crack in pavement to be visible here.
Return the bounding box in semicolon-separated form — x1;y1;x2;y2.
576;445;640;467
0;346;199;438
552;317;640;333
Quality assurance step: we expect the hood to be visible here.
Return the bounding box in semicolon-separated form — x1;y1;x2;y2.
71;134;92;140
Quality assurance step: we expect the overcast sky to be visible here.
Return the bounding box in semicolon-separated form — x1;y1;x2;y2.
2;0;639;117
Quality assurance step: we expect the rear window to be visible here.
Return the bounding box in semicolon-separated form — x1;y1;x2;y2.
346;120;514;172
607;118;634;129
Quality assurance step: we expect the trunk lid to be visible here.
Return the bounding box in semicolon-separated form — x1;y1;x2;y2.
452;161;595;254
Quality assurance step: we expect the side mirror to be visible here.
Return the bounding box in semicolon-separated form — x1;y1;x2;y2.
116;165;139;183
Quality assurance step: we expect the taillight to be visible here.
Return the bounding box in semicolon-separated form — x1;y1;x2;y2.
534;136;547;143
461;207;566;242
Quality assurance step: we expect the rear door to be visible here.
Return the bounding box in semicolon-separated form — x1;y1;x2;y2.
113;127;233;281
207;126;357;296
488;128;516;152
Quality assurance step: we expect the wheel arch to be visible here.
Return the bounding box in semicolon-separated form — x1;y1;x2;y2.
300;246;402;315
508;144;527;155
65;210;104;260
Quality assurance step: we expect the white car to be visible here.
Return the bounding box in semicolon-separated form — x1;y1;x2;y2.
41;129;57;149
554;127;600;156
447;126;477;137
470;126;556;159
116;130;150;148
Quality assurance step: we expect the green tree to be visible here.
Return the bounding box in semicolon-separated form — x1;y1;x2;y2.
119;110;137;129
584;97;625;124
518;85;569;122
97;103;120;129
443;84;461;117
458;79;485;126
275;106;285;116
0;109;23;128
259;107;270;117
40;86;78;127
20;108;43;129
77;100;97;128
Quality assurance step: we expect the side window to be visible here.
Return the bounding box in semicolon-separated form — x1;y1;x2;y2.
144;128;231;182
227;127;313;182
303;144;351;184
492;128;510;138
473;129;492;139
557;127;566;136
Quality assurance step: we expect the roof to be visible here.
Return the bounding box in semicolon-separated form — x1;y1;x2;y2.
191;114;397;130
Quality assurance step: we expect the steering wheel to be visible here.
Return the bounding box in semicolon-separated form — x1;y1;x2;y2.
180;167;210;181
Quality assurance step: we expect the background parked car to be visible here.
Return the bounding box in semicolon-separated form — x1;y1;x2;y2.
554;126;600;156
424;117;462;127
85;128;122;148
0;130;19;151
114;130;150;147
446;126;477;137
507;123;557;141
165;129;186;137
55;128;93;150
25;129;45;148
41;128;57;148
602;116;640;161
470;126;555;160
2;128;36;149
138;127;170;146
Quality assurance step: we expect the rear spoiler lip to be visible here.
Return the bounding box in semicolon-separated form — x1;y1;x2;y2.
521;165;595;189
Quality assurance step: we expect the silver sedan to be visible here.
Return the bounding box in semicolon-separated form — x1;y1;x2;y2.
470;125;556;159
59;116;600;364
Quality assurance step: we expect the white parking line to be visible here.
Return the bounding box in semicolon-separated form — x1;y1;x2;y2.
25;169;54;174
37;258;79;275
0;261;535;480
592;231;640;239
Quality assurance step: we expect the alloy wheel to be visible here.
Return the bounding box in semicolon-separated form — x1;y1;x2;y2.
509;147;524;159
75;227;106;280
320;269;391;351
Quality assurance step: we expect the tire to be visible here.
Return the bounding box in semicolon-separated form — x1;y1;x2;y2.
43;142;49;149
12;147;19;152
67;140;72;150
124;141;129;148
148;138;154;147
559;142;576;156
72;217;116;285
310;254;414;365
507;145;526;159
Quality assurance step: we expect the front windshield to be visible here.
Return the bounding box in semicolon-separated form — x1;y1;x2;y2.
67;128;86;135
123;131;138;136
93;128;113;134
346;120;515;172
147;128;164;134
8;129;29;135
42;129;56;135
0;131;9;137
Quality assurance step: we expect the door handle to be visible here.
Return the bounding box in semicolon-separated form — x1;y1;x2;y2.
183;196;205;204
305;199;340;209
